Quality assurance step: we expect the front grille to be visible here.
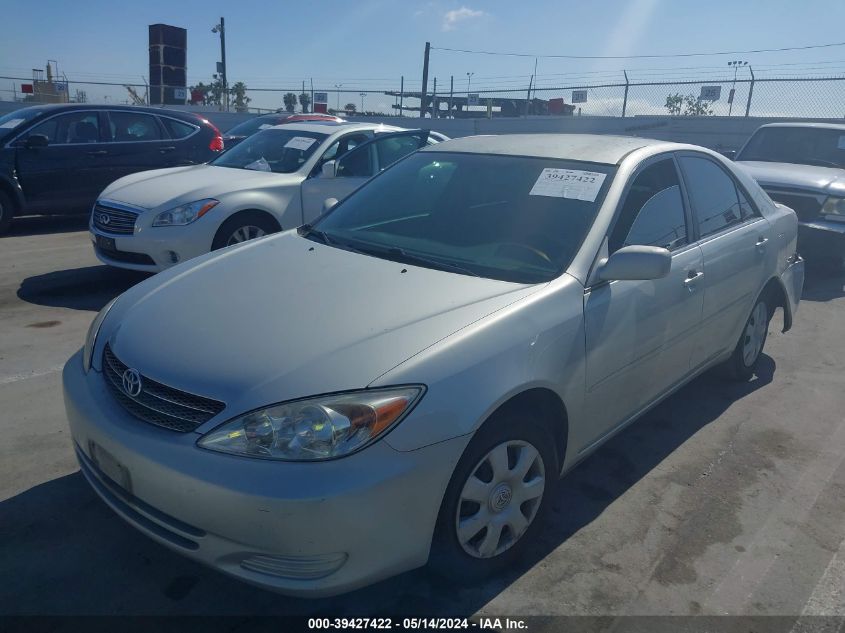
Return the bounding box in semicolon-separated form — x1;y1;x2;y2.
95;246;156;266
764;189;824;222
92;202;139;235
102;344;226;433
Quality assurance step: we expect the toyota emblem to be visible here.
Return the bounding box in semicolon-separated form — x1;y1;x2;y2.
122;368;142;397
99;213;111;225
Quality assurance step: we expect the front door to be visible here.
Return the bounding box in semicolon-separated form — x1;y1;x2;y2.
15;110;109;212
582;156;705;449
102;110;178;183
300;130;429;224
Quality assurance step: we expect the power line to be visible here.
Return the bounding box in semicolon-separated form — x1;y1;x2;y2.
430;41;845;60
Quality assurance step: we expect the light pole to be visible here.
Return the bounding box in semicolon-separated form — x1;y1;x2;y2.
211;18;228;111
727;60;747;116
334;84;343;112
359;92;366;114
466;71;474;93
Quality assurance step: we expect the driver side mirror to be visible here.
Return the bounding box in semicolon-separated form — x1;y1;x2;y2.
598;245;672;281
321;160;337;179
23;134;49;149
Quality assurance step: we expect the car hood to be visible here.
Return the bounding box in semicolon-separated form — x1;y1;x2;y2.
736;161;845;194
104;231;541;424
100;164;303;210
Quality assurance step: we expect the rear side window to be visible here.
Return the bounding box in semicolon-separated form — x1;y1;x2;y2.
679;156;752;238
108;111;162;142
161;117;197;139
610;158;688;252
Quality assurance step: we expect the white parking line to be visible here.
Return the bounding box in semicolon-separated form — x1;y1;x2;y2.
802;541;845;616
0;365;64;385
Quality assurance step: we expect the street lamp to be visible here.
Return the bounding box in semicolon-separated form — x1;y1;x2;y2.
212;18;228;112
466;71;474;92
334;84;343;112
727;60;747;116
359;92;366;114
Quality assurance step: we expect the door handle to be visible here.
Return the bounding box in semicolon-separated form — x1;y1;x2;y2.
684;271;704;289
756;236;769;252
158;146;176;153
86;150;108;156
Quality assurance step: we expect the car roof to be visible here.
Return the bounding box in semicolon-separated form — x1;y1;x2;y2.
421;133;668;165
8;103;202;121
268;121;404;134
756;122;845;132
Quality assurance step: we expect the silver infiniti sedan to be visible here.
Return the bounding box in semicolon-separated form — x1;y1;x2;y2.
63;134;804;597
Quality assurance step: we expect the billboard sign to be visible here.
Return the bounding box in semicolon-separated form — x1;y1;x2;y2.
700;85;722;101
314;92;328;104
467;93;480;106
571;90;587;103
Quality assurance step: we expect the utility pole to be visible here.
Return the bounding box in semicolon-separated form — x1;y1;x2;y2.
212;18;228;111
728;60;747;116
399;76;404;116
334;84;343;112
449;75;454;118
467;71;474;92
420;41;430;118
360;92;366;114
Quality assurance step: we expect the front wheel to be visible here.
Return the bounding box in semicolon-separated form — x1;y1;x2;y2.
211;212;280;251
722;297;770;381
429;412;557;581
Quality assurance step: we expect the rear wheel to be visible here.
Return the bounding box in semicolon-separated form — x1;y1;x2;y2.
0;191;14;235
211;211;280;251
722;296;770;381
429;411;557;581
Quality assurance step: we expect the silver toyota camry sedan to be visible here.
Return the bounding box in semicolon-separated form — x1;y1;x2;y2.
63;134;804;597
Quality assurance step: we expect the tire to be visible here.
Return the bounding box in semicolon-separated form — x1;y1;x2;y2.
429;410;557;582
722;295;771;381
0;190;14;235
211;211;280;251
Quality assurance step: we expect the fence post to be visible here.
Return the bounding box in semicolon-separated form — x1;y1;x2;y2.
449;75;454;118
745;66;755;117
525;74;533;117
622;70;629;118
420;41;430;118
432;77;437;119
399;76;404;117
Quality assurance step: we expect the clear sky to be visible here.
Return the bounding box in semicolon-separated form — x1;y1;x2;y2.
2;0;845;114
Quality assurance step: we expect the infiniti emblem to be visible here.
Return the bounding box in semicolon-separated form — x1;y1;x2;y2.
99;213;111;225
122;368;142;397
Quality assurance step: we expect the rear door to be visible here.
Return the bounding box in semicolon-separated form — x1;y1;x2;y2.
300;130;429;224
583;156;705;448
102;110;176;184
676;153;770;368
14;110;109;212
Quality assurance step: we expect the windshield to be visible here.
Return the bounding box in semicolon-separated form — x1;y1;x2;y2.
0;107;46;142
310;152;615;283
738;127;845;169
225;116;286;137
211;128;328;173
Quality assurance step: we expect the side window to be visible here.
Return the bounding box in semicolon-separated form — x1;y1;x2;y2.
160;118;196;139
108;111;162;142
336;143;375;178
610;158;688;252
736;185;759;221
679;156;746;238
374;134;426;171
319;133;370;166
28;112;99;144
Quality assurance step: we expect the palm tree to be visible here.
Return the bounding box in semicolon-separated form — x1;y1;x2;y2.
230;82;251;112
298;92;311;113
283;93;298;113
344;102;356;115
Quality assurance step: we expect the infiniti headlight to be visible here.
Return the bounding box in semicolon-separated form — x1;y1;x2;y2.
197;386;424;461
82;298;117;373
153;199;219;227
821;196;845;217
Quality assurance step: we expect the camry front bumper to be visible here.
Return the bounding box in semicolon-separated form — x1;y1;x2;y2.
62;350;467;597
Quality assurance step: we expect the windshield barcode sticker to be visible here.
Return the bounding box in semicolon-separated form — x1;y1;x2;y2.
529;168;607;201
284;136;317;151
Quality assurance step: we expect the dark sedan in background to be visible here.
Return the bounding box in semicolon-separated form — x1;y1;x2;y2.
0;104;224;234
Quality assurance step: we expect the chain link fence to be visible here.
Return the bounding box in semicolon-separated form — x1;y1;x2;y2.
2;74;844;119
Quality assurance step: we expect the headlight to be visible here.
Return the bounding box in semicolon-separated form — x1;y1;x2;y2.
821;196;845;217
82;298;117;373
197;386;424;461
153;199;219;227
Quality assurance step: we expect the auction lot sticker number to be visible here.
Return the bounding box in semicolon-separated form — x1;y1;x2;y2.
529;168;607;202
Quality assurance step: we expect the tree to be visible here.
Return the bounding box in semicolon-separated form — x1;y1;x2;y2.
189;81;212;105
344;102;356;115
230;81;251;112
283;92;298;113
298;92;311;113
664;92;714;116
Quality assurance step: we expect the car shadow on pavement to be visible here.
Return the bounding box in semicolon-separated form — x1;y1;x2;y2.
17;265;151;312
1;214;90;238
802;265;845;303
0;356;775;617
